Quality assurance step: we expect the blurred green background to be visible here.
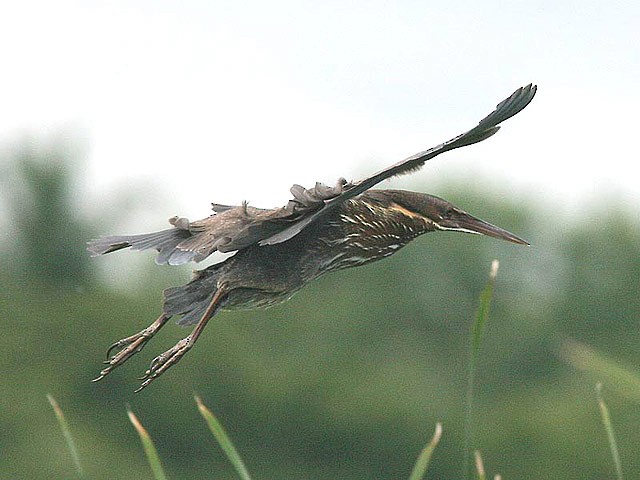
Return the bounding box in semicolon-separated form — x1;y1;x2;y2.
1;142;639;479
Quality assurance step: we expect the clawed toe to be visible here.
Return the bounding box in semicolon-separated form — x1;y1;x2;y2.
93;288;224;391
134;337;192;392
93;314;170;383
92;334;148;382
105;337;136;360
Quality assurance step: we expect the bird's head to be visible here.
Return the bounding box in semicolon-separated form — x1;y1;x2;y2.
371;190;529;245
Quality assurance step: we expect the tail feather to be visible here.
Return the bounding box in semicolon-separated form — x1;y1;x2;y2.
87;228;197;265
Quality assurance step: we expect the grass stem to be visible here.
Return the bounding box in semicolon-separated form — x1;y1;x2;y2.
195;395;253;480
47;394;85;478
596;383;624;480
463;260;499;479
127;407;168;480
408;423;442;480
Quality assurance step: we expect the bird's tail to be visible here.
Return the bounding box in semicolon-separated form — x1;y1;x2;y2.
87;227;200;265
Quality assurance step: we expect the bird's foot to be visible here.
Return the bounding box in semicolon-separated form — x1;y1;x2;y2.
135;336;193;392
93;314;169;383
93;331;152;382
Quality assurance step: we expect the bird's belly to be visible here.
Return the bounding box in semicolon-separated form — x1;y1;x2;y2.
315;238;409;274
221;287;300;311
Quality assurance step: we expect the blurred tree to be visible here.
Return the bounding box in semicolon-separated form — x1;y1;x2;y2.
0;140;92;286
1;143;639;479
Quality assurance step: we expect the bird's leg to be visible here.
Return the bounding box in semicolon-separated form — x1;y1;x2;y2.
92;314;171;382
135;285;228;392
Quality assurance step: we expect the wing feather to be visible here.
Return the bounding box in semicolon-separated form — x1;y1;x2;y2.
88;84;536;263
260;84;536;246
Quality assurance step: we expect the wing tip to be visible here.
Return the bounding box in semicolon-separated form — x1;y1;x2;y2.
473;82;537;133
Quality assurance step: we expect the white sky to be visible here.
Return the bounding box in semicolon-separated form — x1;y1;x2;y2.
1;1;639;230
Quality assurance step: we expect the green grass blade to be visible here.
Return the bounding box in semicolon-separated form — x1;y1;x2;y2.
195;395;253;480
471;260;499;352
47;394;85;478
596;384;624;480
127;407;168;480
408;423;442;480
561;340;640;402
463;260;499;479
474;450;486;480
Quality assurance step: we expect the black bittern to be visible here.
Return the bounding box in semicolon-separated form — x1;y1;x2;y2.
89;84;536;391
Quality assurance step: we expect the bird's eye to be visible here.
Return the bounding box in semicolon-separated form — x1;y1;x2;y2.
443;208;456;218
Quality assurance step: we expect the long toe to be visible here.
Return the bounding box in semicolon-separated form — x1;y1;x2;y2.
94;333;151;381
94;314;171;384
105;337;134;360
135;338;191;392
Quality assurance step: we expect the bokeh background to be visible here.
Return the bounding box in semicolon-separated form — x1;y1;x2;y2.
2;1;640;479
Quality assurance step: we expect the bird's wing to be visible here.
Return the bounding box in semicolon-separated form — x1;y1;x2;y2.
88;84;536;263
210;178;349;252
259;83;537;246
87;204;278;265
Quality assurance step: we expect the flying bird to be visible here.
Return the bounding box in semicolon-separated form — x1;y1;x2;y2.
89;84;537;391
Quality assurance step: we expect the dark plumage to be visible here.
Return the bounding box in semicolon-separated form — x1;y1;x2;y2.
89;84;536;391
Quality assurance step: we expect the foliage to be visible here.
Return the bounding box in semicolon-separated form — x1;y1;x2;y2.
2;147;640;478
51;395;445;480
0;141;93;285
464;260;499;478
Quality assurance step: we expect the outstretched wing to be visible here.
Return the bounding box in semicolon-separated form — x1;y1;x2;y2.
260;83;537;246
89;84;536;264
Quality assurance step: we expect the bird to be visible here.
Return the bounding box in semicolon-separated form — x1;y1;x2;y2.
88;84;536;392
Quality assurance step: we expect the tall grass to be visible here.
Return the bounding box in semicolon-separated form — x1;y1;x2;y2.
561;340;640;402
408;423;442;480
47;262;511;479
127;407;168;480
46;258;631;479
48;395;444;479
596;384;624;480
463;260;499;479
195;394;253;480
474;450;487;480
46;394;84;478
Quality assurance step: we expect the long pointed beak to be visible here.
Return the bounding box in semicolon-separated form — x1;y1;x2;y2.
435;211;529;245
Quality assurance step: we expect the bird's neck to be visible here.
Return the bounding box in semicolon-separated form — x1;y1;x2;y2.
302;197;432;276
341;196;431;249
